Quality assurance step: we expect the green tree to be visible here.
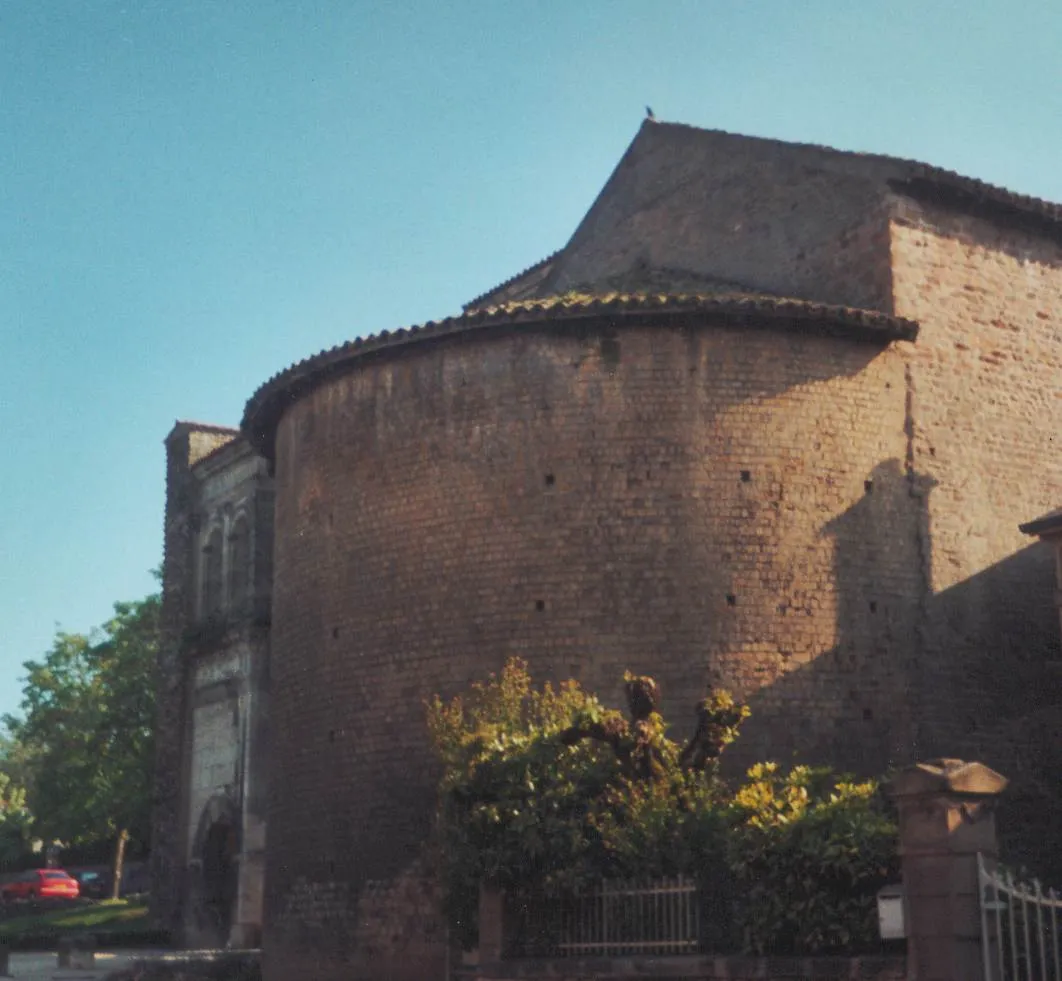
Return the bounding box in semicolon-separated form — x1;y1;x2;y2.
0;768;35;868
3;590;159;896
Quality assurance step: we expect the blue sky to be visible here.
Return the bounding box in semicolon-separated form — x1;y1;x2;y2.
2;0;1060;722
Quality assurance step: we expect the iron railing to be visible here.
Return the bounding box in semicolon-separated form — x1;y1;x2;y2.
980;853;1062;981
505;875;701;958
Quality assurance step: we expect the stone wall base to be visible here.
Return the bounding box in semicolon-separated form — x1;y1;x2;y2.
466;954;905;980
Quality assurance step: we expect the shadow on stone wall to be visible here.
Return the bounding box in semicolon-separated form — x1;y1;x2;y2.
717;453;1061;881
927;544;1061;885
719;457;927;778
928;543;1058;732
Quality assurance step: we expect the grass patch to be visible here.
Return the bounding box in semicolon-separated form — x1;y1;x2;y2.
1;897;148;934
0;898;167;949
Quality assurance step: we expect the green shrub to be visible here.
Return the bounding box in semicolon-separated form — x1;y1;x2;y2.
426;659;622;946
427;660;898;955
727;763;899;954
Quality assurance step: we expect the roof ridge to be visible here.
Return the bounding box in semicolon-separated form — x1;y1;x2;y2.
171;419;240;434
649;118;1062;223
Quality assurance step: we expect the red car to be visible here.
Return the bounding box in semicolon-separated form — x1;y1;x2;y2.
0;868;80;900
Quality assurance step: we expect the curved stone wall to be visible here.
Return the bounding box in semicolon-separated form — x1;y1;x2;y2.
260;315;920;980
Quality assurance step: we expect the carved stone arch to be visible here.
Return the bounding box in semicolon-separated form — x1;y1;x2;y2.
190;793;240;947
192;793;239;855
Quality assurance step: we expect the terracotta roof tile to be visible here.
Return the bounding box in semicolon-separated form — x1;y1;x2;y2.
463;250;562;311
242;291;918;458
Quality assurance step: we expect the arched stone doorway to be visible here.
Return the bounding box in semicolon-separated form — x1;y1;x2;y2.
189;795;240;948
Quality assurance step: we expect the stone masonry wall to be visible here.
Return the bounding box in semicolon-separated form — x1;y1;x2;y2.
153;425;273;948
187;683;240;862
183;445;273;949
470;955;904;981
262;318;915;981
152;424;238;939
354;859;448;980
888;195;1062;872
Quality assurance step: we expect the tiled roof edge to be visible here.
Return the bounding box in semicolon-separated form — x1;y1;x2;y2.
654;121;1062;225
889;169;1062;236
1019;507;1062;537
241;292;918;458
463;250;562;310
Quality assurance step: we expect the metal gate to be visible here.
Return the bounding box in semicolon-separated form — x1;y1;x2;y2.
979;853;1062;981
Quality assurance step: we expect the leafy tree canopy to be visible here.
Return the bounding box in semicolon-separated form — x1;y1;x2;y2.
3;590;160;855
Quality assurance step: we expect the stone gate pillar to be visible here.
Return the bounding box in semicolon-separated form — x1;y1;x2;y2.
889;759;1007;981
478;882;504;967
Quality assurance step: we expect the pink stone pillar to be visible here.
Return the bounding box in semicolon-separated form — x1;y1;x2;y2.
478;882;505;967
889;759;1007;981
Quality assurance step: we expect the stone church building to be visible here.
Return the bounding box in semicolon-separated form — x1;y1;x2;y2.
151;119;1062;979
153;424;273;949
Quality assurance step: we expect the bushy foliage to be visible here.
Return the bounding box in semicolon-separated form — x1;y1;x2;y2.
426;660;619;945
727;763;899;954
427;659;898;955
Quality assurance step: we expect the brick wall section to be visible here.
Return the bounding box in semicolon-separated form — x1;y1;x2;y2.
888;194;1062;868
151;424;238;937
263;319;916;981
355;859;448;980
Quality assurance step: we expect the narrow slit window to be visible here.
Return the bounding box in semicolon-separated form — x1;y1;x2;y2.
228;517;251;608
202;527;224;615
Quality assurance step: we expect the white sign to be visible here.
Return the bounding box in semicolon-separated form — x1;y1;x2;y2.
877;884;906;940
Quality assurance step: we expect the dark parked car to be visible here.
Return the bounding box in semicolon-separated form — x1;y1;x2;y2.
66;861;149;900
67;868;109;899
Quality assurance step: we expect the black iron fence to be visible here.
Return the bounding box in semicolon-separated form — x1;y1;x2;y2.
504;876;701;958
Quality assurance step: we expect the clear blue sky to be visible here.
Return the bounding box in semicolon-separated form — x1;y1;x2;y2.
2;1;1060;722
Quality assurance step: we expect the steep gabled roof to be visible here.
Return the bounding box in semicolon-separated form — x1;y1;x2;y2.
464;120;1062;314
